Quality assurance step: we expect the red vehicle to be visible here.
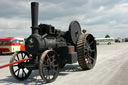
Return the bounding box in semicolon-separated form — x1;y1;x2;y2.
0;37;25;54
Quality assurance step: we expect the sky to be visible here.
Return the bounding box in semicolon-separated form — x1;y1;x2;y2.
0;0;128;38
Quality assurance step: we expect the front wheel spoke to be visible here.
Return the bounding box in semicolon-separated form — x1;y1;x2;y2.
13;65;18;67
23;54;26;59
52;69;57;73
43;64;50;68
22;69;27;76
47;54;51;62
47;75;50;80
17;55;20;60
53;64;59;68
50;69;55;78
52;55;56;63
51;69;56;77
14;59;18;61
21;53;24;59
21;69;24;77
52;55;55;60
17;69;20;77
47;70;51;79
51;59;56;64
14;68;20;73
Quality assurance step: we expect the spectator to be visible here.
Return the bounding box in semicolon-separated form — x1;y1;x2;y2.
82;29;86;34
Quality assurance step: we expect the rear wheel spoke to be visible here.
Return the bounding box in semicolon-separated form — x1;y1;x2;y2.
90;57;95;62
87;56;95;64
89;41;94;46
91;49;95;52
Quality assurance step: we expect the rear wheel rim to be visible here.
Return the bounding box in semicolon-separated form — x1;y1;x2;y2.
85;34;97;67
77;34;97;70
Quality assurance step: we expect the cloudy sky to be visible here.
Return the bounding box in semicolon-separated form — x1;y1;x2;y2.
0;0;128;38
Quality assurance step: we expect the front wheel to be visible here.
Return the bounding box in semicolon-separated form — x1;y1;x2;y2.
39;50;59;83
9;51;32;80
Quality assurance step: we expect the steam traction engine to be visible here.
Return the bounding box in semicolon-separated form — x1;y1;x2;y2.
9;2;97;83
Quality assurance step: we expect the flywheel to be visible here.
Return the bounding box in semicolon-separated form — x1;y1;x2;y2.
68;21;81;45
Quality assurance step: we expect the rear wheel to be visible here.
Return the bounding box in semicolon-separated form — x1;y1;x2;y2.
9;51;32;80
39;50;59;83
77;34;97;70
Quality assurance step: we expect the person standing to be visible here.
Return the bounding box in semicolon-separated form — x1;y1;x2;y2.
82;29;86;34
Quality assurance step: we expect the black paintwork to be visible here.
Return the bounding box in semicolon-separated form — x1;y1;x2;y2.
25;2;81;68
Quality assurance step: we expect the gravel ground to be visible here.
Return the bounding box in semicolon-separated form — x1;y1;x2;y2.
0;43;128;85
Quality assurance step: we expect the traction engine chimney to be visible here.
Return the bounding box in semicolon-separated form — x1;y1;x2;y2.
31;2;39;34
